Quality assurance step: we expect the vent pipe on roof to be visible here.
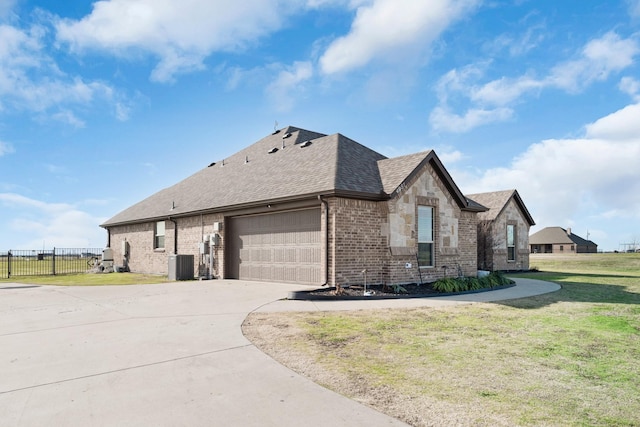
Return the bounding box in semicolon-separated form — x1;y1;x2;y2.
567;227;572;236
245;155;249;164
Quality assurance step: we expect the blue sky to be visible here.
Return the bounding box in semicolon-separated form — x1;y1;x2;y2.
1;0;639;252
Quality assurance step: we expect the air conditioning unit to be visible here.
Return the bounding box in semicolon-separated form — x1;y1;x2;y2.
168;254;194;281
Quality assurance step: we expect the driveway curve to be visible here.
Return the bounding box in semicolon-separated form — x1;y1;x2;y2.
0;278;558;426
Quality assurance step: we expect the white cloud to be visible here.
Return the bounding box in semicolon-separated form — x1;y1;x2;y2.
55;0;303;83
320;0;478;74
429;106;513;133
0;139;14;156
0;193;107;248
266;61;314;111
619;76;640;100
456;102;640;238
437;149;464;164
585;103;640;141
432;32;640;133
0;22;122;122
547;32;639;92
51;109;85;128
470;75;543;106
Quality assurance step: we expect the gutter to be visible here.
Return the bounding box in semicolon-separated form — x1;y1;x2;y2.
168;217;178;254
318;195;329;286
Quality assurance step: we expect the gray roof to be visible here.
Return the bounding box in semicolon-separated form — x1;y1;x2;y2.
102;126;482;227
466;189;535;225
529;227;597;246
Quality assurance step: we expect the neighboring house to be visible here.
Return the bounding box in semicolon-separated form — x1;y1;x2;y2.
101;126;488;286
466;190;535;272
529;227;598;254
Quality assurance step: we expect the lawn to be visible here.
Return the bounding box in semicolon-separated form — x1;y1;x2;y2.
243;253;640;426
0;272;170;286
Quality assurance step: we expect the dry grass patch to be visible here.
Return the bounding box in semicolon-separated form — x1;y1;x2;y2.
243;254;640;426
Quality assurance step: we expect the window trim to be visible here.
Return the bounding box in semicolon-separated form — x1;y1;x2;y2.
417;205;434;268
154;221;166;250
507;223;516;262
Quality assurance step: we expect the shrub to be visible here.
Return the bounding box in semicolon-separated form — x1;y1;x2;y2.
433;272;514;293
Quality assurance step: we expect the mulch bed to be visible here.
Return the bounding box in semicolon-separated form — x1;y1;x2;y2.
288;282;516;300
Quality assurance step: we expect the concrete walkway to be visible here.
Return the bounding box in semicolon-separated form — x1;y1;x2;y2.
0;278;559;426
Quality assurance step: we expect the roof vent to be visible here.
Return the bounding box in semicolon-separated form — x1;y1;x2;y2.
208;162;216;167
282;132;292;139
272;129;281;135
300;140;312;148
245;155;249;164
268;147;279;154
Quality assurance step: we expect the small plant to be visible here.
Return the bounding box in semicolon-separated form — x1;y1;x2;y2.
390;284;408;294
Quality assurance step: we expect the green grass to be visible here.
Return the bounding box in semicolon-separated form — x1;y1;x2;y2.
0;272;171;286
250;253;640;426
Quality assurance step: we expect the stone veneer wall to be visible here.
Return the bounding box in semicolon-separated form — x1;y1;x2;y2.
107;213;225;278
489;198;530;271
328;163;479;287
383;164;478;284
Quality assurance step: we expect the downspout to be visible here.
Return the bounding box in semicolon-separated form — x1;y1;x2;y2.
318;195;329;286
168;217;178;254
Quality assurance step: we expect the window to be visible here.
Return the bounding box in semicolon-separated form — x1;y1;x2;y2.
418;206;434;267
507;224;516;261
155;221;165;249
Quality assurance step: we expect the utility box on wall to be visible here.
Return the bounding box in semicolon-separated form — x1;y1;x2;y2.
168;254;194;281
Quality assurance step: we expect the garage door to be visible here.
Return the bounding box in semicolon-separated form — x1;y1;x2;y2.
227;208;322;285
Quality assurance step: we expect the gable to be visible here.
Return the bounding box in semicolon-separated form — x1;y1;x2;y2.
467;189;535;226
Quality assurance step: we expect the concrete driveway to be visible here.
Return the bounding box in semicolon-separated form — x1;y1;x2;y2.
0;281;407;427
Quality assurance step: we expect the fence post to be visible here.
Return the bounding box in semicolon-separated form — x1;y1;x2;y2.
52;248;56;276
7;250;11;278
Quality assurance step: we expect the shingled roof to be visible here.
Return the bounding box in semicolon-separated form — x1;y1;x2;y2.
529;227;596;246
102;126;483;227
466;189;535;225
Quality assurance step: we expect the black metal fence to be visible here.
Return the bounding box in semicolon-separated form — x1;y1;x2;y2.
0;248;102;279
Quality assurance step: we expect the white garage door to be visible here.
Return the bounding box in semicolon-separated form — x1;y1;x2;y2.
227;209;322;285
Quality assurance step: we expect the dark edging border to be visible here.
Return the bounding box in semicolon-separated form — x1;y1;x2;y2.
287;283;516;301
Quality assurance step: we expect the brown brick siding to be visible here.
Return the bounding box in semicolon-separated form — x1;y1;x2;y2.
108;164;481;284
108;213;225;278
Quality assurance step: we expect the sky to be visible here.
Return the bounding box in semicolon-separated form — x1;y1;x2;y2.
0;0;639;252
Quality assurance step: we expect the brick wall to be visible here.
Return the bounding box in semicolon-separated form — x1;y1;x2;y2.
107;213;225;278
328;197;387;287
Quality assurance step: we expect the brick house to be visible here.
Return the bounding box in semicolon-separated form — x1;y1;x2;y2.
101;126;488;286
466;190;535;271
529;227;597;254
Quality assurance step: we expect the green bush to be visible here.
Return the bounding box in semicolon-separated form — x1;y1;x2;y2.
433;272;514;293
